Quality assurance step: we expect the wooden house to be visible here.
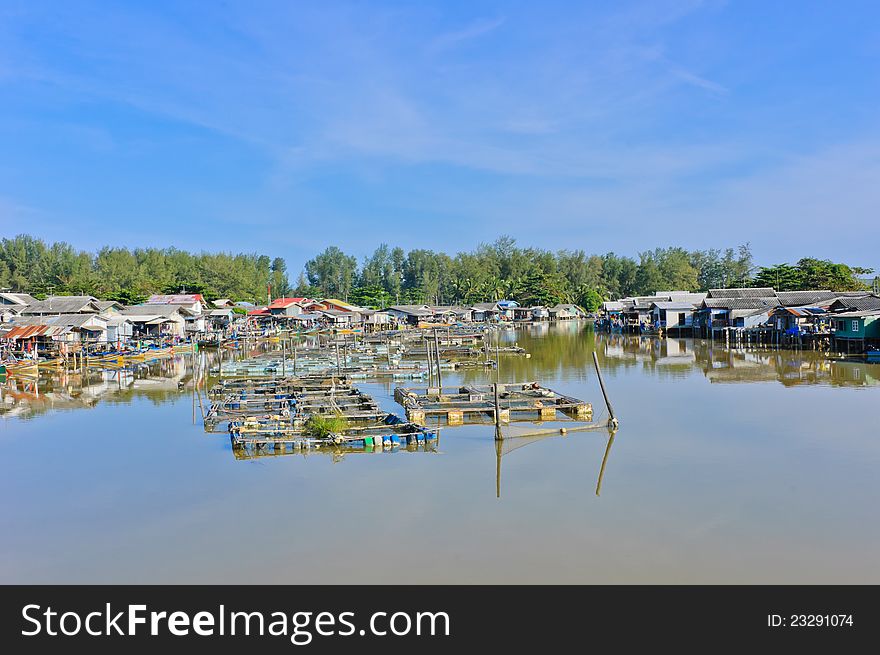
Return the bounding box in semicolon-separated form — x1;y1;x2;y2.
831;309;880;353
470;302;501;322
267;297;308;317
20;295;104;315
120;305;188;337
549;304;586;320
650;301;697;334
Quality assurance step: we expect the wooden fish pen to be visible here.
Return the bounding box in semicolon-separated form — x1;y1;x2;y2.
394;382;593;425
228;415;439;452
204;368;438;454
231;436;439;460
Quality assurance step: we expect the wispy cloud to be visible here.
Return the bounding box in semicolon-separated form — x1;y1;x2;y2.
428;16;506;52
669;67;728;95
1;0;878;264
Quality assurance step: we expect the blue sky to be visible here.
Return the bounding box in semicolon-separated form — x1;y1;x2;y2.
1;0;879;273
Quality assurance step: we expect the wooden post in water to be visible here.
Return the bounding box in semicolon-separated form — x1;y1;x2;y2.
293;343;297;376
592;351;618;428
336;343;341;374
425;334;434;387
433;328;443;390
281;338;286;377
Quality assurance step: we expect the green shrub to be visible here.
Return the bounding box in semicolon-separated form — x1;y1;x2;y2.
303;413;349;438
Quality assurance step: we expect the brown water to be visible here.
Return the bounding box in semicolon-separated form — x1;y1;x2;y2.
1;322;878;583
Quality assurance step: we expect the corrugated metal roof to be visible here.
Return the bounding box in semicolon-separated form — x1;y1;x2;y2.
708;287;776;299
776;290;836;306
268;297;307;309
834;309;880;318
830;295;880;311
1;324;63;339
651;301;697;310
147;294;205;305
702;297;779;310
20;297;101;314
776;306;826;317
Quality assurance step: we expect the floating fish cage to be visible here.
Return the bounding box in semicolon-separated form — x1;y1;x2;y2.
229;412;439;452
231;438;439;460
394;382;593;425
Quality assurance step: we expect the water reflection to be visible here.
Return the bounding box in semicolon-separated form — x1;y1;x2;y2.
472;322;880;388
4;322;877;422
3;321;879;584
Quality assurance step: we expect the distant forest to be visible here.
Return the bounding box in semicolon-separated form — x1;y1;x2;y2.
0;234;874;310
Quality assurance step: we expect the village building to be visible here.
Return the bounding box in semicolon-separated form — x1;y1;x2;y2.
120;305;188;337
470;302;501;322
385;305;434;325
267;297;310;316
650;301;698;334
0;292;37;307
19;295;105;315
1;313;111;353
831;309;880;354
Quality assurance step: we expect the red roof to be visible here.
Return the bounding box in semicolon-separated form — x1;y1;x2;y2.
247;308;270;316
147;294;205;305
268;297;309;309
2;325;54;339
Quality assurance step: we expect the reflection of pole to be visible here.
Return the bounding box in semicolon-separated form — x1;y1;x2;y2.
595;429;617;496
495;437;502;498
592;351;618;428
282;338;286;377
493;382;502;440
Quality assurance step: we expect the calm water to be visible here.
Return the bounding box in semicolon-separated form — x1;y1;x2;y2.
2;322;879;583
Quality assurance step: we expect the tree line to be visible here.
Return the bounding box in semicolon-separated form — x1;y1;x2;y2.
1;234;873;310
299;238;873;309
0;234;290;304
